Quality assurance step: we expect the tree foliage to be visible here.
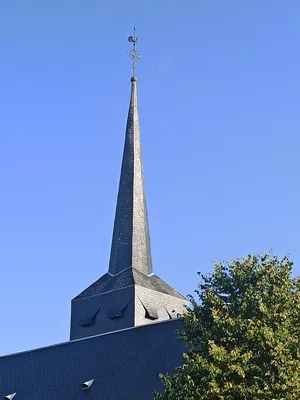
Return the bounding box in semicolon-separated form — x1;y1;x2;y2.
154;254;300;400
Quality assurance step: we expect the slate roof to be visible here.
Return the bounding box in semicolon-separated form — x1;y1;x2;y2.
70;75;188;341
0;319;186;400
74;267;186;300
108;77;152;276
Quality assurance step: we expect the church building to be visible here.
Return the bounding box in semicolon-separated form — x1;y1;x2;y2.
0;31;188;400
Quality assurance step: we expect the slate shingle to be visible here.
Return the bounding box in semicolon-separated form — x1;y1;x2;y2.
0;320;186;400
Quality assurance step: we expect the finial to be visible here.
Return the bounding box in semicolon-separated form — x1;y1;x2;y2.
127;26;141;78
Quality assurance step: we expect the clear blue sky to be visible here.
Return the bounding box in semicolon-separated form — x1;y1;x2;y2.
1;0;299;355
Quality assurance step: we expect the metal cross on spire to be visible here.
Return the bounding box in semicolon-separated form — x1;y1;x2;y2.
127;27;141;77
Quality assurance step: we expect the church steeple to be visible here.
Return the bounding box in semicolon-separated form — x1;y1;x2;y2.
108;76;152;276
69;31;187;341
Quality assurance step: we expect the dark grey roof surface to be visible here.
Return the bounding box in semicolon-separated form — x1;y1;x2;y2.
70;285;135;340
108;77;153;276
0;319;185;400
74;267;186;300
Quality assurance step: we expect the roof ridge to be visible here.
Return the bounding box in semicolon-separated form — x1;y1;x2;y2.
0;319;182;359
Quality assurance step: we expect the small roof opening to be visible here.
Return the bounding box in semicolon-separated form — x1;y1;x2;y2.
4;393;16;400
81;379;94;390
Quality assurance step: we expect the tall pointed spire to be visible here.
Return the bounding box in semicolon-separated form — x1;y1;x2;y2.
70;30;187;341
108;76;152;276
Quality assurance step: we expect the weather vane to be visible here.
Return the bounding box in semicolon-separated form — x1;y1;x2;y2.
127;27;141;77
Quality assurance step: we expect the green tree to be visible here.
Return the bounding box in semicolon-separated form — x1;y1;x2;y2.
155;254;300;400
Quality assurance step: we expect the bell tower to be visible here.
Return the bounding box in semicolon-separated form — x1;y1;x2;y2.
70;29;188;341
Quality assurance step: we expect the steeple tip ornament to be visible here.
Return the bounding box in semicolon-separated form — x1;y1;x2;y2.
127;26;141;78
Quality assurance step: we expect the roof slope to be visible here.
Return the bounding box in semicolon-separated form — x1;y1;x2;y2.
0;320;185;400
74;267;186;300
